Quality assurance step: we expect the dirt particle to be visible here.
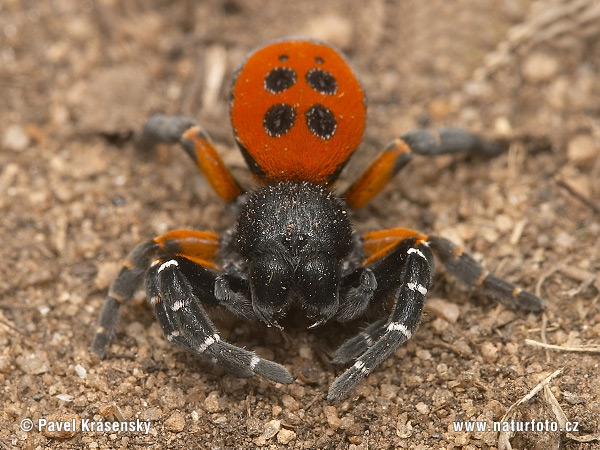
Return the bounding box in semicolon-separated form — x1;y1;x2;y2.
16;352;50;375
158;386;186;410
481;342;499;363
277;427;296;444
2;124;30;151
56;393;75;402
203;391;223;413
74;364;87;379
416;349;432;361
324;405;341;429
0;355;11;373
164;411;186;433
262;419;281;440
522;52;559;83
426;298;460;323
40;412;79;439
567;134;598;166
281;394;299;411
139;407;162;422
415;402;430;414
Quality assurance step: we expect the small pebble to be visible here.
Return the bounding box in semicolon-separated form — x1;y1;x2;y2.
415;402;430;414
567;135;597;166
379;383;399;399
158;386;186;410
522;52;558;83
213;416;227;425
348;436;363;445
203;391;222;413
16;352;50;375
436;363;449;375
139;407;162;422
416;349;432;360
281;394;299;412
74;364;87;379
262;419;281;440
324;405;341;429
277;428;296;444
94;262;120;290
431;317;449;334
99;404;124;421
164;411;185;433
0;355;11;373
426;298;460;323
56;393;74;402
339;414;355;430
494;116;512;135
2;124;30;151
481;342;499;363
298;345;312;359
40;412;79;439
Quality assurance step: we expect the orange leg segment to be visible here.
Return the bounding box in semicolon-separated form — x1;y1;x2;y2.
344;128;507;210
154;229;220;270
91;228;221;358
138;115;243;203
181;127;243;203
343;139;412;210
362;228;429;266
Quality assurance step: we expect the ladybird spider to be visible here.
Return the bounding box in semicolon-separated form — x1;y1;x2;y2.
91;38;545;400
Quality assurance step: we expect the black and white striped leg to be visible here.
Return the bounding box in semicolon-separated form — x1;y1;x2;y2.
91;240;159;358
148;257;294;384
331;318;387;365
428;235;545;311
328;239;434;400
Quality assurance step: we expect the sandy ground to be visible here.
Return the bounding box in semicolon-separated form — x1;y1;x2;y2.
1;0;599;448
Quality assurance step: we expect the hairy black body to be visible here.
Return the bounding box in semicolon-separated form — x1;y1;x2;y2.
235;182;353;327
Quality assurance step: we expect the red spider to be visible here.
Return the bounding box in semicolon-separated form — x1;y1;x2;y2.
92;38;544;400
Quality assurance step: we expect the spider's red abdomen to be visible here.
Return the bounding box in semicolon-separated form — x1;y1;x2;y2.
231;39;366;184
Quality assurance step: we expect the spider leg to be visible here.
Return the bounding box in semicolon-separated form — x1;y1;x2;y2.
91;229;220;358
343;128;507;209
91;229;292;384
138;114;243;202
147;256;293;383
335;267;378;322
328;228;545;400
329;235;434;400
428;235;545;311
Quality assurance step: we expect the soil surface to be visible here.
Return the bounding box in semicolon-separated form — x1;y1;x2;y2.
1;1;599;449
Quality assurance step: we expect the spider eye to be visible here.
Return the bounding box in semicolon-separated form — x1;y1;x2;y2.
283;233;309;252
